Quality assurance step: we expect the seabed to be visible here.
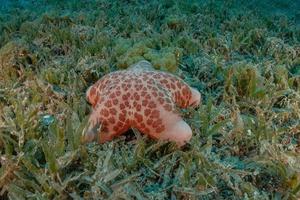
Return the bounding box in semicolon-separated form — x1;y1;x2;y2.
0;0;299;199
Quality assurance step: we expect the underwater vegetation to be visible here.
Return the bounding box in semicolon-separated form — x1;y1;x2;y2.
0;0;299;199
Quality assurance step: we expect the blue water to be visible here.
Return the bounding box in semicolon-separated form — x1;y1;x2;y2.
1;0;299;18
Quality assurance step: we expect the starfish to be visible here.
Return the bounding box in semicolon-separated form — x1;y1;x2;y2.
83;60;201;146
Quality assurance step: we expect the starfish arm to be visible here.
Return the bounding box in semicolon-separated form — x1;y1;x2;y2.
86;84;98;107
189;87;201;107
151;72;198;108
86;71;123;107
159;118;192;146
83;102;130;143
132;96;192;146
86;77;107;107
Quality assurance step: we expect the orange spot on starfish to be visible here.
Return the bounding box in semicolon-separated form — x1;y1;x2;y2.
142;100;148;106
104;100;112;108
158;97;164;104
152;119;160;128
151;91;158;97
145;94;151;99
124;100;130;107
116;90;121;96
134;113;143;123
109;108;117;115
122;94;128;101
144;109;151;116
156;125;165;133
148;101;156;109
108;117;115;124
163;104;172;112
141;91;147;97
133;92;140;101
119;113;126;122
112;99;118;105
150;109;160;119
120;103;125;110
101;108;109;117
136;104;142;111
146;119;153;125
109;92;116;99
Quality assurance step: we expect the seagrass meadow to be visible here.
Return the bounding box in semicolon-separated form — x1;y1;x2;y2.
0;0;300;199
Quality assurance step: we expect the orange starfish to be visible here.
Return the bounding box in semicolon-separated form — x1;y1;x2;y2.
83;60;201;146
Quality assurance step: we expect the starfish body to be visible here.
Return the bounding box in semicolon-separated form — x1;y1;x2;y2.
84;60;201;146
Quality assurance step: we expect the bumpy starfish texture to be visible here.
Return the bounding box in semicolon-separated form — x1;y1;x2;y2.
84;60;201;146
